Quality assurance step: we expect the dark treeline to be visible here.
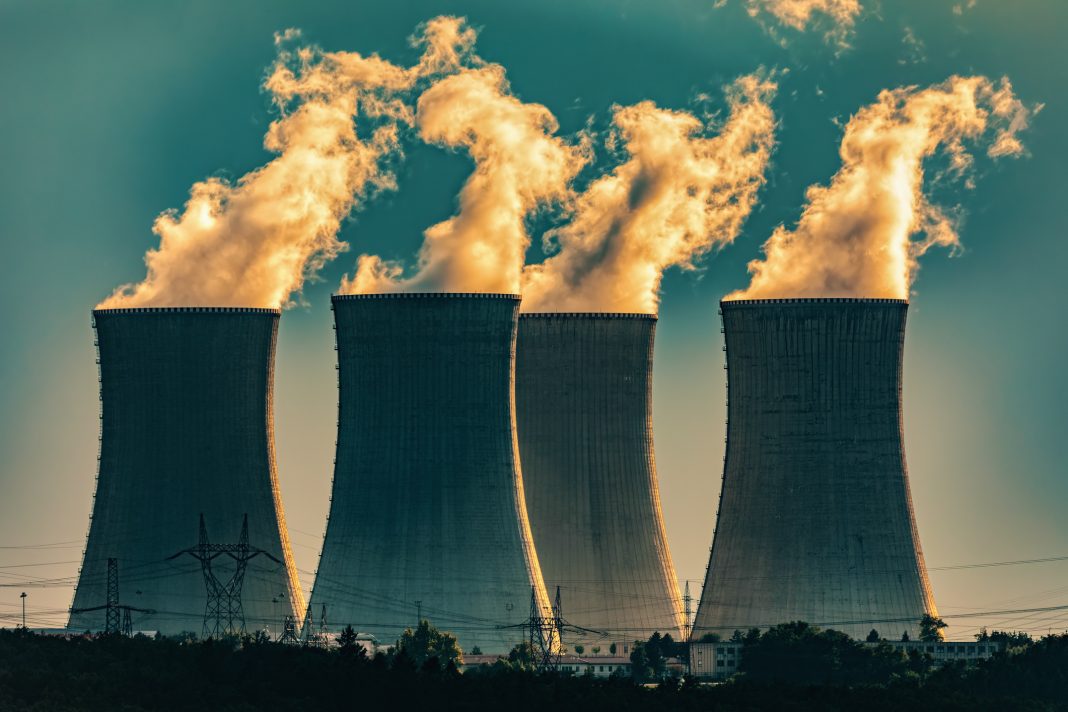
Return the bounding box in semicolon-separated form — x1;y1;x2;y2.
1;627;1066;711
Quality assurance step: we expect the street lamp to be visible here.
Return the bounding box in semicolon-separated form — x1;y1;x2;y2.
19;592;27;629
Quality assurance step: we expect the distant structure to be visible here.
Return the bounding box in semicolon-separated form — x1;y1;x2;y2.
693;298;938;640
311;293;553;653
69;557;155;637
69;308;304;636
515;314;686;645
689;639;1002;681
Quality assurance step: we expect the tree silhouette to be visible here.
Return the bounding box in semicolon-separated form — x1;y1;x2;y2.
396;620;463;671
919;615;947;642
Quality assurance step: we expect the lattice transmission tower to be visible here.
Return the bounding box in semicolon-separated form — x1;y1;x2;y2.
168;513;280;639
524;586;561;672
70;557;155;635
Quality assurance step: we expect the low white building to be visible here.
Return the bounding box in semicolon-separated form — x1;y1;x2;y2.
872;639;1003;664
557;654;632;677
460;653;631;677
689;639;1004;681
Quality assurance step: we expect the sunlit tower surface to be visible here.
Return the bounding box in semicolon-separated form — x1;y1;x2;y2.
311;293;554;653
69;308;304;635
693;298;938;640
515;313;686;643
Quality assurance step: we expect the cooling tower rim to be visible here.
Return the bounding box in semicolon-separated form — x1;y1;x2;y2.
331;292;520;302
720;297;908;307
91;306;281;316
519;312;656;320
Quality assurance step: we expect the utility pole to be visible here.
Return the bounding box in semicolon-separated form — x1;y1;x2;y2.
552;585;563;651
683;581;693;640
168;513;280;639
70;558;154;635
317;604;328;648
299;602;328;648
19;592;26;629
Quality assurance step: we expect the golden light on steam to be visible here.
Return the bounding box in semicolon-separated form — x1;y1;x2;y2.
728;76;1036;301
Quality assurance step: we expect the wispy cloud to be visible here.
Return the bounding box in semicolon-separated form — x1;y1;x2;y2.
900;25;927;65
744;0;862;48
953;0;978;16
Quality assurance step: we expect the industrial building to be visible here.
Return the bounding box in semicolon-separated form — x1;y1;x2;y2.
311;293;553;653
515;313;686;645
688;639;1002;680
69;307;304;636
693;298;938;640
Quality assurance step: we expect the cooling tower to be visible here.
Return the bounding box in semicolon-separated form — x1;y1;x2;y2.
69;308;304;636
515;314;686;644
311;293;552;653
692;298;938;640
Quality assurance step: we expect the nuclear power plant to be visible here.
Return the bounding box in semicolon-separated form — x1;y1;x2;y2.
69;308;304;636
693;298;938;640
65;297;943;646
515;313;686;643
311;293;553;653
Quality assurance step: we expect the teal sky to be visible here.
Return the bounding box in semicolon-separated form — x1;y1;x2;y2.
1;0;1066;638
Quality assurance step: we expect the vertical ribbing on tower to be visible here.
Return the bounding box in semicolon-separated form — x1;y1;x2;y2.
515;314;686;644
693;299;938;640
311;293;553;654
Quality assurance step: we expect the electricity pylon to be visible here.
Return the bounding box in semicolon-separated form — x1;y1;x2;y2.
70;558;154;635
168;513;280;639
527;586;561;671
278;615;299;644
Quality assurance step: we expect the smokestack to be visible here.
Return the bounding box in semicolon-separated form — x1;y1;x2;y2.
693;298;938;640
311;293;552;653
69;308;304;635
515;314;686;642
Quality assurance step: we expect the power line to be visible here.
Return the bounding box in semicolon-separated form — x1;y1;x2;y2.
931;554;1068;571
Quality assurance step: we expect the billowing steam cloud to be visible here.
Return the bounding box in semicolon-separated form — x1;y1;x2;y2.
729;76;1036;301
744;0;862;47
521;75;777;313
98;18;474;309
341;65;588;295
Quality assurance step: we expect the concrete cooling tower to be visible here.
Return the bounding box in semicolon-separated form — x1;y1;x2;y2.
515;314;686;644
692;298;938;640
69;308;304;636
311;293;553;654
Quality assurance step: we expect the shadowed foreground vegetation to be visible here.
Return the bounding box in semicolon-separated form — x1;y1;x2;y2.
1;627;1066;711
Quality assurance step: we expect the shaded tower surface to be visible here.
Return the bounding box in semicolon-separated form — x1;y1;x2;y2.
311;293;553;653
692;299;938;640
515;314;686;642
69;308;304;636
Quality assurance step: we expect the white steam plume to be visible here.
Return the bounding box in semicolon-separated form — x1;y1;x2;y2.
728;76;1037;301
98;17;474;309
340;64;589;295
521;75;777;314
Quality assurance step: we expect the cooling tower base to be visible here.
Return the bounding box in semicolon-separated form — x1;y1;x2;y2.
693;299;937;641
516;313;686;645
312;294;552;654
69;308;304;637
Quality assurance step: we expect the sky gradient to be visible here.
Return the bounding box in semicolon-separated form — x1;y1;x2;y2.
1;0;1065;639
